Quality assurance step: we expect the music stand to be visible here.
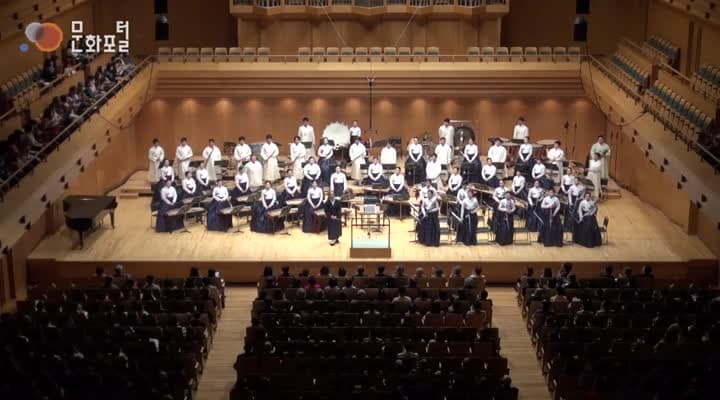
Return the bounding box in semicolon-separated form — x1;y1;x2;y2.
408;202;421;242
172;203;193;234
230;205;246;234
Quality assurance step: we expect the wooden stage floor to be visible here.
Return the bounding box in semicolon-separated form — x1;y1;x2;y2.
29;187;715;282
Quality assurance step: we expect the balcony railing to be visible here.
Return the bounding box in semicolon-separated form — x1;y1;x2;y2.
232;0;505;7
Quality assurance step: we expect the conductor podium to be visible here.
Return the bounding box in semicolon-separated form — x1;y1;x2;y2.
349;204;391;258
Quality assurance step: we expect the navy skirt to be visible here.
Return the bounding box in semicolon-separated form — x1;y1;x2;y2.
365;175;388;187
483;176;500;188
279;190;300;207
537;209;563;247
332;182;345;197
155;202;184;233
419;211;440;247
494;212;514;246
563;202;578;231
250;202;282;233
303;202;326;233
206;200;232;232
526;204;541;232
327;214;342;240
534;176;554;191
462;160;482;184
573;215;602;248
319;158;333;184
405;157;426;186
456;213;478;246
301;175;320;196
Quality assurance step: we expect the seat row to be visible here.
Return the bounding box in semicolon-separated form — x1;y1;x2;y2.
610;52;649;87
645;81;714;137
468;46;581;62
643;35;680;65
0;64;43;113
691;64;720;102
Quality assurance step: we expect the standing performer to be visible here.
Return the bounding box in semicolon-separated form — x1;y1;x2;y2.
156;180;183;233
180;171;198;202
298;117;316;158
586;152;603;200
251;181;281;233
330;166;347;197
512;117;529;142
590;135;611;186
512;170;527;200
438;118;455;148
463;138;480;183
546;140;565;183
349;137;367;182
380;141;397;165
494;192;516;246
532;158;552;190
366;157;387;186
349;120;362;143
261;135;280;182
302;157;322;195
419;187;441;247
175;137;193;178
230;167;250;201
425;153;441;187
456;190;480;246
406;137;425;185
538;189;563;247
481;158;499;188
447;166;463;196
290;136;306;181
206;180;232;232
574;192;602;248
516;136;534;176
488;139;508;177
279;169;300;206
317;137;334;184
148;138;164;184
233;136;252;168
245;154;264;191
196;163;210;193
325;195;343;246
202;139;222;182
160;159;174;183
527;180;544;232
435;137;453;168
564;177;585;231
303;181;325;233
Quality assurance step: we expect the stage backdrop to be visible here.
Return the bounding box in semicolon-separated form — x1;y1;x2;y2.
131;96;606;169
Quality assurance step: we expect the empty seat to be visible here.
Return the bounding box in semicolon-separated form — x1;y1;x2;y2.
398;46;411;62
369;46;383;62
340;47;354;62
185;47;200;62
427;46;440;62
355;47;369;62
298;47;311;62
257;47;270;62
495;47;509;62
568;46;581;62
553;46;567;62
383;47;398;62
171;47;185;62
412;47;426;62
481;46;495;62
312;47;325;62
467;46;480;62
539;46;553;61
509;46;523;62
214;47;229;62
200;47;214;62
524;47;538;62
242;47;257;62
229;47;243;61
326;47;340;62
158;47;171;62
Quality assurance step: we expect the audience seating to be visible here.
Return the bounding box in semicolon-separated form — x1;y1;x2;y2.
355;47;369;62
171;47;186;62
510;46;524;62
467;46;480;61
229;47;243;62
311;47;325;62
326;47;340;62
645;81;714;138
524;47;539;62
515;265;718;400
0;64;42;114
610;52;650;87
242;47;257;62
383;46;398;62
568;46;581;62
215;47;229;62
298;47;311;62
481;46;495;62
185;47;200;62
412;47;426;61
370;46;383;62
398;46;412;62
539;46;553;62
200;47;214;62
496;46;509;62
341;47;355;62
427;46;440;61
258;47;271;62
644;35;680;66
552;46;567;62
692;64;720;102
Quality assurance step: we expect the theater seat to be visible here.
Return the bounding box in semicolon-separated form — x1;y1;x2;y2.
242;47;256;62
355;47;369;62
412;47;426;62
481;46;495;62
510;46;523;62
539;46;553;62
524;46;539;62
258;47;270;62
215;47;228;62
369;46;383;62
171;47;185;62
229;47;243;62
383;47;398;62
553;46;567;62
398;46;411;62
427;46;440;62
326;47;340;62
312;47;325;62
185;47;200;62
200;47;214;62
568;46;581;62
158;47;171;62
340;47;354;62
298;47;311;62
467;46;480;62
495;47;509;62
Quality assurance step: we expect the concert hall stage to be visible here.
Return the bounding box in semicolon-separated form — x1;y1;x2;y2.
27;187;718;285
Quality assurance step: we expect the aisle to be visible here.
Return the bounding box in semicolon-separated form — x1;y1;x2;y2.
489;287;551;400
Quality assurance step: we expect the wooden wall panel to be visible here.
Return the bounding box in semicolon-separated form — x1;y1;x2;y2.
697;209;720;259
699;24;720;67
647;1;691;72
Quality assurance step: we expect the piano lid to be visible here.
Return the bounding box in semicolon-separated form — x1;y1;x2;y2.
63;195;117;220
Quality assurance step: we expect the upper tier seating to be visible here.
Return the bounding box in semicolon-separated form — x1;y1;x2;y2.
692;64;720;103
610;53;650;87
646;81;714;139
643;35;680;66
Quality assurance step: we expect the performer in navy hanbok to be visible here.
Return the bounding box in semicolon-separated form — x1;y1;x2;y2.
160;159;174;184
317;137;334;185
230;167;250;204
418;187;441;247
366;157;387;186
330;166;347;197
512;170;527;201
405;137;425;185
455;191;480;245
462;138;481;183
537;189;563;247
560;168;576;196
251;181;282;233
574;192;602;248
447;166;463;197
301;157;322;196
532;159;553;190
156;180;184;233
526;180;544;232
279;169;300;206
494;192;516;246
515;136;534;177
206;180;233;232
564;177;585;231
324;195;343;245
386;167;409;217
481;158;499;188
303;181;325;233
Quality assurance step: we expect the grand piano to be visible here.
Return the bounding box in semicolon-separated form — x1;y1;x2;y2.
63;195;118;248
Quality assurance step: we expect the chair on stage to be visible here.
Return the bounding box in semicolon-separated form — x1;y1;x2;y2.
600;216;609;244
476;215;494;244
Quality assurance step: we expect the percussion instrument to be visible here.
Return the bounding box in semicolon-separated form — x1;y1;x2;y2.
235;194;252;204
536;139;557;146
363;186;390;195
499;137;511;143
221;205;248;215
453;125;476;150
166;208;184;217
322;121;351;150
467;183;494;195
286;198;304;207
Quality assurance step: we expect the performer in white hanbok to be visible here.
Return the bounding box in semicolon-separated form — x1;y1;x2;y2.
380;142;397;165
512;117;529;142
261;134;280;182
481;158;499;188
202;139;222;181
532;158;552;190
546;141;565;183
425;154;441;187
160;159;174;183
516;136;534;176
302;157;322;195
148;139;164;184
195;164;210;192
175;137;193;178
512;170;527;200
560;168;576;195
406;137;425;185
590;135;611;183
290;136;306;181
438;118;454;148
463;138;481;183
366;157;387;186
156;180;183;233
245;154;264;190
435;137;453;167
586;152;603;200
297;117;316;158
233;136;252;168
349;137;367;181
349;120;362;143
494;192;516;246
230;167;250;202
488;138;508;177
180;171;198;201
279;169;300;206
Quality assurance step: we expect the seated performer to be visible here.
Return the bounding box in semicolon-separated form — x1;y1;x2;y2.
380;141;397;165
574;192;602;248
180;171;198;202
494;192;516;246
512;170;527;200
245;154;264;191
532;158;553;190
538;188;563;247
302;157;322;195
435;137;453;168
481;158;499;188
160;159;174;183
233;136;252;168
317;137;334;184
447;166;463;197
330;166;347;197
230;167;250;202
206;180;233;232
261;135;280;183
456;190;480;246
418;187;441;247
325;195;343;246
366;157;387;186
516;136;534;176
526;180;544;232
279;169;300;206
560;167;575;195
251;181;282;233
425;153;441;187
546;140;565;183
156;180;184;233
303;180;325;233
462;138;480;183
406;137;426;185
386;167;409;217
195;164;210;193
488;138;508;177
290;136;306;181
349;137;367;182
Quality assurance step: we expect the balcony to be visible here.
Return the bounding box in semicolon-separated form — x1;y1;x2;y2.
229;0;509;19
